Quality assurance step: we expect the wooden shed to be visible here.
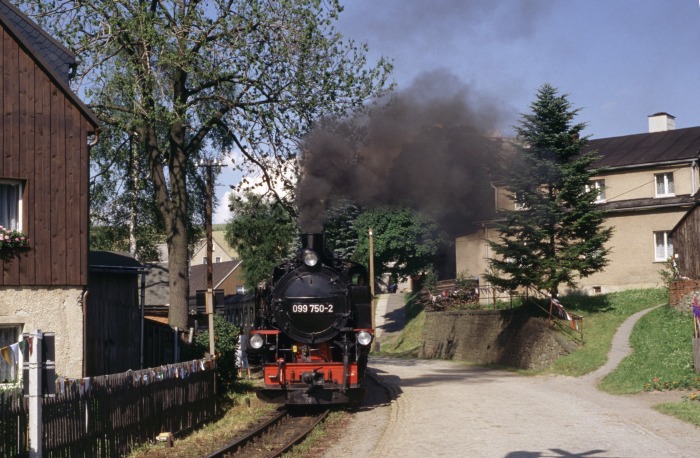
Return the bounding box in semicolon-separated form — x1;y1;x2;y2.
670;200;700;280
86;251;144;376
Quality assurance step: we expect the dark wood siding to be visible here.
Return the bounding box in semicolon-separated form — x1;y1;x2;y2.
672;205;700;279
85;271;142;376
0;25;92;286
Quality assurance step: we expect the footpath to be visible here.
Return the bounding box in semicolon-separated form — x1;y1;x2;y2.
373;293;406;343
324;301;699;457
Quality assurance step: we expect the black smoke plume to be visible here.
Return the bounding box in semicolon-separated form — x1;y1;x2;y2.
297;70;511;236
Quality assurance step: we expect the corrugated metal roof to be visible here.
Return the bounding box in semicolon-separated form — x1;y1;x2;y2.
586;126;700;169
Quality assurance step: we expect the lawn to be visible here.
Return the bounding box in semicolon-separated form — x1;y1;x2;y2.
545;288;669;377
597;303;700;426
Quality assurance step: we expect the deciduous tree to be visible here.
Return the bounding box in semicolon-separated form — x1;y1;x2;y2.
352;207;448;283
19;0;391;328
224;193;297;289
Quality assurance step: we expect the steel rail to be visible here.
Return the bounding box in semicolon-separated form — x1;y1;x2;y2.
204;407;329;458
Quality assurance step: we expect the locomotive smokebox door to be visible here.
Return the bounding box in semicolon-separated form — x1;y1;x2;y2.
272;266;350;344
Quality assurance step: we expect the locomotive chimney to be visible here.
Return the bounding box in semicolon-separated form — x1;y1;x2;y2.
301;233;325;253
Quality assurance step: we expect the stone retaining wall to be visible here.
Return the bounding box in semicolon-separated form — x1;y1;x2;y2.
419;309;578;370
669;279;700;313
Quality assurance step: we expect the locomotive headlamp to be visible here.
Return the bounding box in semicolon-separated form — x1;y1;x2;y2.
250;333;264;349
357;330;373;346
302;249;319;267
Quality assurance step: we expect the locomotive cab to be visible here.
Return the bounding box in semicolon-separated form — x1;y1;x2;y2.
251;233;374;405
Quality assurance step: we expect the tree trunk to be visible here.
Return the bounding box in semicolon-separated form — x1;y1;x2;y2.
166;116;190;330
167;217;189;330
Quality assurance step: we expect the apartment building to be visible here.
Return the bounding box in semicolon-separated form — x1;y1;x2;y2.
456;113;700;295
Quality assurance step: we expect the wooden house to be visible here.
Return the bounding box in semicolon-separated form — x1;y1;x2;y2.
190;231;238;266
0;0;99;379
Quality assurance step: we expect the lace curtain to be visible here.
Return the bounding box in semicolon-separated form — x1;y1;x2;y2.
0;183;20;230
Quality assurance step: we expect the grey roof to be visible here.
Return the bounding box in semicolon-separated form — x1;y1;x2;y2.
586;126;700;169
599;194;697;213
189;260;242;296
0;0;99;128
0;0;75;82
144;263;170;307
89;251;143;271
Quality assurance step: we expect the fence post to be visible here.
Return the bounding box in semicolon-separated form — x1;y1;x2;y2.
28;330;42;458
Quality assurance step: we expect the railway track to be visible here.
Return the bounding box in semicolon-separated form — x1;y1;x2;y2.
204;407;330;458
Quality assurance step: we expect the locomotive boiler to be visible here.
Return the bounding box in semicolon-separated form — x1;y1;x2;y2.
249;233;374;405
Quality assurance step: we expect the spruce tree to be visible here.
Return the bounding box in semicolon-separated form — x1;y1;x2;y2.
485;84;612;298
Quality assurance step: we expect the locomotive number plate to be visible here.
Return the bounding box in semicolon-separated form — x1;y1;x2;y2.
291;303;334;313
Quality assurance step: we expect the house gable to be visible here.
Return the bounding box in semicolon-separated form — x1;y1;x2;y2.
0;0;98;126
189;260;244;297
191;231;239;265
0;3;97;286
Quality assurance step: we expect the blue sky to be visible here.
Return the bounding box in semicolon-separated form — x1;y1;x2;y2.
215;0;700;223
335;0;700;138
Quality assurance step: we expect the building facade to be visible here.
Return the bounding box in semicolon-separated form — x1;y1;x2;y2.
0;1;99;379
457;113;700;297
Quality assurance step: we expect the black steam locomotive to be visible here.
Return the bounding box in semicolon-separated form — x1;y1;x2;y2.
249;233;374;405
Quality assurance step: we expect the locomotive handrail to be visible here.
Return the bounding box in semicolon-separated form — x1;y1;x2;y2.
283;296;338;300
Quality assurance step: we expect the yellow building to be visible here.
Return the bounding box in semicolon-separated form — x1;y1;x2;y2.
456;113;700;297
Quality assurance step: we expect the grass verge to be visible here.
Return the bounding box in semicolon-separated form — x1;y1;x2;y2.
545;288;668;377
653;402;700;427
596;302;700;426
599;305;699;394
372;292;424;357
126;379;276;458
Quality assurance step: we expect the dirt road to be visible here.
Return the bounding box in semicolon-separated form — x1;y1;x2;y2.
324;306;700;457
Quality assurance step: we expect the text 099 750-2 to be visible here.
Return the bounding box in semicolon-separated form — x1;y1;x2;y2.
291;303;334;313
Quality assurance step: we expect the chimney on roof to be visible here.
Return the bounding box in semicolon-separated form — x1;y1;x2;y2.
648;112;676;132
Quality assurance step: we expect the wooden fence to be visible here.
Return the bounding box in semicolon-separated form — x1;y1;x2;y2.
0;389;28;457
0;359;217;457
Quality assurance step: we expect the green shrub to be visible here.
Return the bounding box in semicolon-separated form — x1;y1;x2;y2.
191;316;239;386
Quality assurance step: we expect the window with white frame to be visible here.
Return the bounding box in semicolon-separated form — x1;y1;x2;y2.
654;231;673;262
586;179;606;202
0;325;21;383
0;181;23;231
655;172;675;197
513;193;527;210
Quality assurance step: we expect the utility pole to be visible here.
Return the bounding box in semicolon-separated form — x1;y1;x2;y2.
128;131;140;257
198;159;225;357
369;228;375;297
28;330;42;458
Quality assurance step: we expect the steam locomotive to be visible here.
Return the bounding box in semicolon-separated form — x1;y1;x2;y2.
249;233;374;405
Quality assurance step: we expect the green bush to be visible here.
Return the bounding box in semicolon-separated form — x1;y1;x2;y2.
191;316;239;386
